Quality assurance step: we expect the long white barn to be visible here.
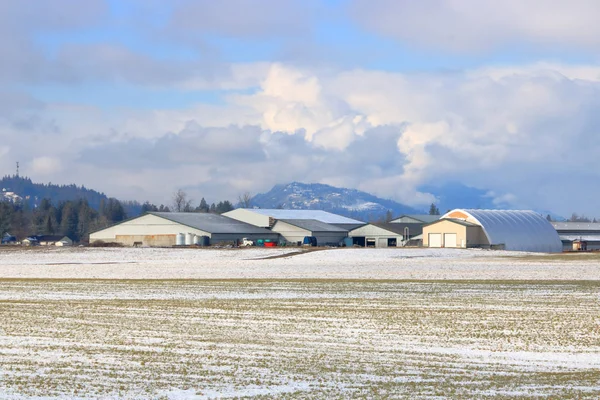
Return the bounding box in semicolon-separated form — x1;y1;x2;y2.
90;212;279;247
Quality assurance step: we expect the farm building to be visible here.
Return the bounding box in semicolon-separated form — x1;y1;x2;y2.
89;212;279;247
422;219;484;249
223;209;365;230
348;223;423;247
35;235;73;246
552;222;600;251
271;219;348;246
391;214;440;224
1;233;17;245
423;209;562;253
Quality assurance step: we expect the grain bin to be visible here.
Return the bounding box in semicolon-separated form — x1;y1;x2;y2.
176;233;185;246
185;233;194;246
193;234;200;245
199;235;210;246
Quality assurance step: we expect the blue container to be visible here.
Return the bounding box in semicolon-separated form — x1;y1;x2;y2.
200;236;210;246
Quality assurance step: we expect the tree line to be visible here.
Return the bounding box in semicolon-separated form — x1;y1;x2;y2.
547;213;599;223
0;189;238;242
0;198;126;243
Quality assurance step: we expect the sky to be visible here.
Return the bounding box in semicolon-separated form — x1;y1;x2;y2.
1;0;600;216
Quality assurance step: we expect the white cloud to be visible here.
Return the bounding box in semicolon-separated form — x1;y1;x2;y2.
30;157;63;176
350;0;600;51
3;61;600;215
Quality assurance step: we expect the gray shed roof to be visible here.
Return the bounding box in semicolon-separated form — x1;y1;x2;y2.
559;234;600;242
150;212;275;234
552;222;600;232
372;222;424;236
392;214;440;224
240;209;364;224
278;219;348;233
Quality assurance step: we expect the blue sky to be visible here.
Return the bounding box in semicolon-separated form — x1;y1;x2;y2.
1;0;600;216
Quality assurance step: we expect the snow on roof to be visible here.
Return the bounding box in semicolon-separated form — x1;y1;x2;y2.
278;219;348;233
441;209;562;253
241;209;364;224
150;212;274;234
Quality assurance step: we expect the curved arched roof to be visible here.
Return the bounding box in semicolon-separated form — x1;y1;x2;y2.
441;209;562;253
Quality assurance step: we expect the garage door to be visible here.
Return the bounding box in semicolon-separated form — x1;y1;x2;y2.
429;233;442;248
444;233;457;248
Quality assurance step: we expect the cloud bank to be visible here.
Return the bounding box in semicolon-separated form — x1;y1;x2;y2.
0;1;599;216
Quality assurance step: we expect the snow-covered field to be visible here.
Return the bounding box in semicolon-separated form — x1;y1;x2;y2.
1;248;599;398
1;246;600;280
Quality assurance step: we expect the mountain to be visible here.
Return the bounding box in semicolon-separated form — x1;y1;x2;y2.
250;182;421;221
0;175;148;218
0;175;109;209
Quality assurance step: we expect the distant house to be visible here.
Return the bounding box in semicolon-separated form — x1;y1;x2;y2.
39;235;73;246
1;233;17;245
23;235;73;246
22;236;39;246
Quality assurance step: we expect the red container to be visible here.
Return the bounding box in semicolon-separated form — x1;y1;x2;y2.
264;241;277;247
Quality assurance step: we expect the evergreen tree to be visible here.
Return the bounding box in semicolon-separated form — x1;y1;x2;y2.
0;202;13;235
429;203;440;215
44;214;56;235
385;210;393;222
60;202;78;240
77;200;95;242
197;198;209;213
215;200;234;214
141;202;158;213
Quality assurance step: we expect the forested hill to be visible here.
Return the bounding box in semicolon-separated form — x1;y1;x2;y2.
1;175;108;210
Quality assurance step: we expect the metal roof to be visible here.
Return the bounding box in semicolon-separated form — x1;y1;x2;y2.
278;219;348;233
425;218;480;228
552;222;600;232
371;222;424;236
559;234;600;242
150;212;275;234
392;214;440;223
332;223;366;230
441;209;562;253
240;209;364;224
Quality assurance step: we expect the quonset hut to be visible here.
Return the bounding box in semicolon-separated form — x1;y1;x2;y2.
422;209;562;253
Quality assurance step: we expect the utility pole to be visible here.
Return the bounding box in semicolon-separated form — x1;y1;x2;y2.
16;162;19;177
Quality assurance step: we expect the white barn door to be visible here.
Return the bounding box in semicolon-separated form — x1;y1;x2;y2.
444;233;457;248
429;233;442;248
